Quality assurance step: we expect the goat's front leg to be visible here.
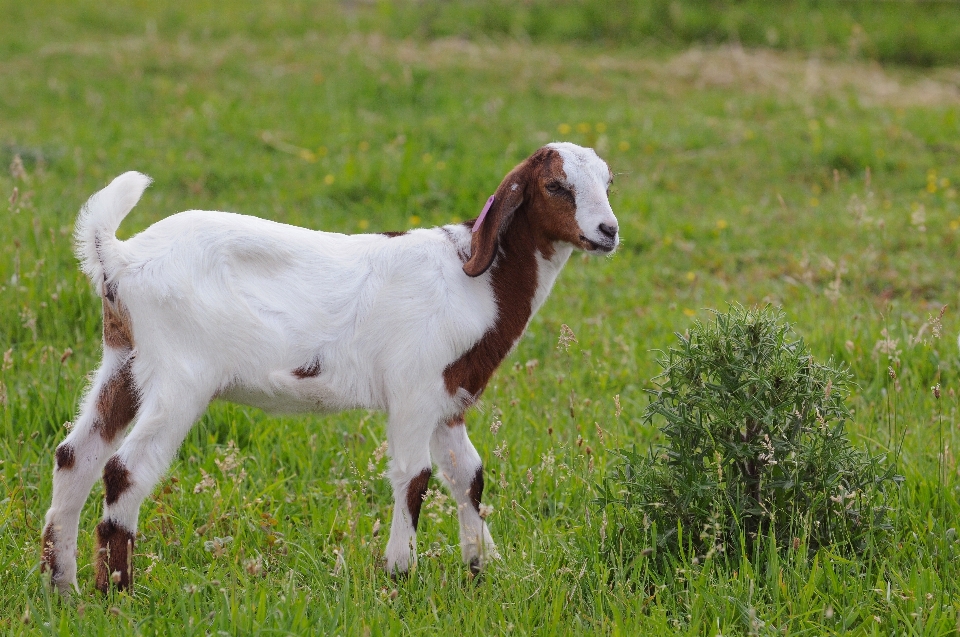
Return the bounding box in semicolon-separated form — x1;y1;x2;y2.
431;416;498;573
383;411;433;576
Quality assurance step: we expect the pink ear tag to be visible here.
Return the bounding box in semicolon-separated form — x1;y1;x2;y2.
472;195;496;233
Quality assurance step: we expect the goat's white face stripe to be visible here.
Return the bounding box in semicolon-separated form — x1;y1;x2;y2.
547;142;619;252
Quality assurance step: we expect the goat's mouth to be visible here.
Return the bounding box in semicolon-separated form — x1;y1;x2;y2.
579;235;616;254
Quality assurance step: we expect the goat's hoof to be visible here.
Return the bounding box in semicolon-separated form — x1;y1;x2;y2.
467;558;487;586
45;576;78;599
463;543;499;576
95;567;133;595
41;557;79;598
383;558;412;581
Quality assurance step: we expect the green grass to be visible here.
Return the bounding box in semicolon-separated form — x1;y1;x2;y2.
2;1;960;634
373;0;960;68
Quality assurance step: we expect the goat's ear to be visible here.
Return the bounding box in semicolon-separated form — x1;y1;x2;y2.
463;175;525;277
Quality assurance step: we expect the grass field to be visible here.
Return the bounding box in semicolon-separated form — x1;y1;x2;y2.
2;1;960;634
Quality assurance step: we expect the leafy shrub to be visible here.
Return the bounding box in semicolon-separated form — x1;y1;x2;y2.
598;306;898;572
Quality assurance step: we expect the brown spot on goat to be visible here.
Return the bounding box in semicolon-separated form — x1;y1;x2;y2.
94;519;135;593
292;357;322;378
102;294;134;351
55;444;75;470
40;524;59;578
444;165;541;395
536;181;594;256
94;358;140;442
445;148;589;398
103;456;132;506
468;466;484;514
443;225;537;396
446;414;464;428
381;231;407;238
406;468;432;531
103;276;117;303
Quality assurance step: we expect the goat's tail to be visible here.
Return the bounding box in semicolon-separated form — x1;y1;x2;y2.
75;171;152;291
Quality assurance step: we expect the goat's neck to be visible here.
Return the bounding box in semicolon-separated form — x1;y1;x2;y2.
497;211;573;316
442;212;572;398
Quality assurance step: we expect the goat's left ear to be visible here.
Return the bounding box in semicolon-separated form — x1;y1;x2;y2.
463;173;525;278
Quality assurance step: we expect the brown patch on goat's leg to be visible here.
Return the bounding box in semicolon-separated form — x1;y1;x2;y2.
468;465;484;514
103;456;132;506
406;469;432;531
95;359;140;442
97;290;139;442
55;443;75;470
40;524;59;578
94;519;135;593
467;466;487;574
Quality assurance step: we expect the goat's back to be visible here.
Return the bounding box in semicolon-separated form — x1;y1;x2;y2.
110;211;498;408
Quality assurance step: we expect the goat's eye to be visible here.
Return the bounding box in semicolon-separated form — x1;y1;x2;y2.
546;182;566;194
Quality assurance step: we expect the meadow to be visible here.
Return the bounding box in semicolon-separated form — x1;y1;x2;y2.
2;1;960;634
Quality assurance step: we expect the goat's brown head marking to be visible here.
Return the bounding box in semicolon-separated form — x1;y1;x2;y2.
462;143;618;277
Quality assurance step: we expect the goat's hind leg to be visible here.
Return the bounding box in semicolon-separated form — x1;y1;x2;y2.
94;384;209;593
42;347;138;595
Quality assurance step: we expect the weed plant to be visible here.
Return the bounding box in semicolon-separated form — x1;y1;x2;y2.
598;306;899;572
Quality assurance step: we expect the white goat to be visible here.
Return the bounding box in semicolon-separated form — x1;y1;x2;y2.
41;142;619;594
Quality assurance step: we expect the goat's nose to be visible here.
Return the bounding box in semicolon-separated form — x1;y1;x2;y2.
598;223;618;239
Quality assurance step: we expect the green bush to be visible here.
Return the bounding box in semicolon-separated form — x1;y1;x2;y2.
598;306;899;572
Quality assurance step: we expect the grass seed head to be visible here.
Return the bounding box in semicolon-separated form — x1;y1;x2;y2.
557;324;578;351
9;155;26;180
244;557;263;576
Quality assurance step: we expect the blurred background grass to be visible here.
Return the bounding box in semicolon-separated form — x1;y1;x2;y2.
7;1;960;66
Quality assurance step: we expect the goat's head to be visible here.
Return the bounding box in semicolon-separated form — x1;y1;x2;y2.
464;142;619;277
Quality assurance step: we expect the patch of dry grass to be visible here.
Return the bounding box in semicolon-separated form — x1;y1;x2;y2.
361;35;960;107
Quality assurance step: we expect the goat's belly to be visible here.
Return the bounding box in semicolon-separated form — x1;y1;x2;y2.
216;376;362;415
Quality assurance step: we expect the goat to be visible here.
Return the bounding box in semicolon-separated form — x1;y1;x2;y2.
41;142;619;594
